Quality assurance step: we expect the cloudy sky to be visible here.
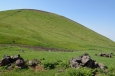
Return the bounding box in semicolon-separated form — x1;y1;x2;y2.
0;0;115;41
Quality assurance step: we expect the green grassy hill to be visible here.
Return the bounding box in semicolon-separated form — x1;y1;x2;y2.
0;9;115;51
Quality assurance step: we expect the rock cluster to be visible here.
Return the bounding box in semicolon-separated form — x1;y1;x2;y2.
0;54;40;69
95;53;114;58
0;54;23;67
70;53;107;69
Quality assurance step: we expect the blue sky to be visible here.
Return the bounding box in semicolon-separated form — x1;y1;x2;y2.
0;0;115;41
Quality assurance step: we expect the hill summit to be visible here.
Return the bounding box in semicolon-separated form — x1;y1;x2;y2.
0;9;115;51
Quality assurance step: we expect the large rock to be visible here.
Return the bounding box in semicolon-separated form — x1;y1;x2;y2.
15;59;25;66
85;60;99;68
11;54;21;61
0;58;11;66
81;55;91;64
0;55;14;66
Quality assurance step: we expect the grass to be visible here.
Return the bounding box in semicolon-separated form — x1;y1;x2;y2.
0;9;115;51
0;46;115;76
0;46;114;66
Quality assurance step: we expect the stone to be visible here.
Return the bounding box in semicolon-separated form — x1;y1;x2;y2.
98;63;107;70
81;55;90;64
1;58;11;66
15;59;25;66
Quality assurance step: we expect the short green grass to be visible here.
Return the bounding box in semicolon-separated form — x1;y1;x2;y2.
0;9;115;51
0;46;115;76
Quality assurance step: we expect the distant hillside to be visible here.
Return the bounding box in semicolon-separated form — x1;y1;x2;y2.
0;9;115;51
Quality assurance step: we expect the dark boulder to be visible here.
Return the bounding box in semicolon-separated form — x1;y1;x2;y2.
85;60;99;68
0;58;11;66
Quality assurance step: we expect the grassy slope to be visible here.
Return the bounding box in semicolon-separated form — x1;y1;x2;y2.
0;9;115;51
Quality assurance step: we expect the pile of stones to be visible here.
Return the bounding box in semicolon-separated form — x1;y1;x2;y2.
95;53;114;58
0;54;40;69
70;53;107;70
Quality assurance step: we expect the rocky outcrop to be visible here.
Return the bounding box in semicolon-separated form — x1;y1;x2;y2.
70;53;107;70
0;54;41;69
